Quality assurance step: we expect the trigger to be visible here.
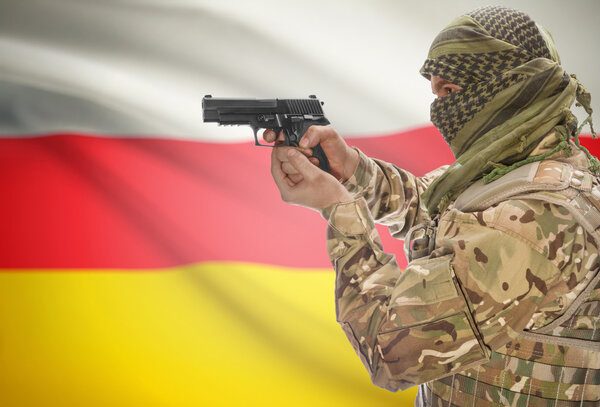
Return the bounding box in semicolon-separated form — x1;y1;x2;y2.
252;126;276;148
251;125;260;146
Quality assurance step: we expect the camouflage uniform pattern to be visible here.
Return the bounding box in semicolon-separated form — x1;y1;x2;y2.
321;146;600;406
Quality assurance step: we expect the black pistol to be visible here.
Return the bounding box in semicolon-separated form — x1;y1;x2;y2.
202;95;331;172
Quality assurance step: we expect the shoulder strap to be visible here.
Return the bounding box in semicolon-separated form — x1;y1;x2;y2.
454;160;573;212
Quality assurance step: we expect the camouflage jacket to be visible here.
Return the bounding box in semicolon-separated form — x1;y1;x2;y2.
321;145;600;406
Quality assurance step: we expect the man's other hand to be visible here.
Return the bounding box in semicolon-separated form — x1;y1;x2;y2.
271;148;353;211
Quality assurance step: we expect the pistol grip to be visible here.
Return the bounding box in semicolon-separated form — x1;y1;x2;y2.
311;143;330;173
285;123;331;173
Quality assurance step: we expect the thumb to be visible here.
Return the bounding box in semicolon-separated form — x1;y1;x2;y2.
299;126;329;148
287;149;319;179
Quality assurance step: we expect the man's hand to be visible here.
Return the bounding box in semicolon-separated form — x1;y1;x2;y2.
271;148;353;211
263;126;359;183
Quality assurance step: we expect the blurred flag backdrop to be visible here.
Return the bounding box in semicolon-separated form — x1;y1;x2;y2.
0;1;599;406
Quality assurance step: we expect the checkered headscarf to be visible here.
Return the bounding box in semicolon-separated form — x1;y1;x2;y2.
419;6;592;215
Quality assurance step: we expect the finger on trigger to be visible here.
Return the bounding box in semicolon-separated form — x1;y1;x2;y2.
277;130;285;142
309;157;320;166
263;129;275;143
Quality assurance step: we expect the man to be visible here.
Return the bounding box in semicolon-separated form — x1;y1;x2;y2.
265;6;599;406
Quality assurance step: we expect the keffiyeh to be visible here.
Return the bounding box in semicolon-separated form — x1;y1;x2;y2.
419;6;596;215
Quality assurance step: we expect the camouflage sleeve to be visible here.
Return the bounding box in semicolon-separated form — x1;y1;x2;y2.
322;196;593;392
342;147;448;238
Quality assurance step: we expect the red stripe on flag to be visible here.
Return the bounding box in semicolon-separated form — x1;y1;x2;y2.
1;127;597;269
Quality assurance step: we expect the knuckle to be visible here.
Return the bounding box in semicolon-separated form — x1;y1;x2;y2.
324;125;337;137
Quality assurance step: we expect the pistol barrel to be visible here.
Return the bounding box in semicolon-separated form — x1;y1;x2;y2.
202;95;325;124
202;96;277;123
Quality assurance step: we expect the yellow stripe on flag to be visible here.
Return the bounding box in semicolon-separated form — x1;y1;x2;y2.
0;263;417;406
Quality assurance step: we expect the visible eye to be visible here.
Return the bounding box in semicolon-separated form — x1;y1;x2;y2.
432;81;462;99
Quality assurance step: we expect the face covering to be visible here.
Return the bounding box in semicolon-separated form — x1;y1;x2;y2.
419;6;597;216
